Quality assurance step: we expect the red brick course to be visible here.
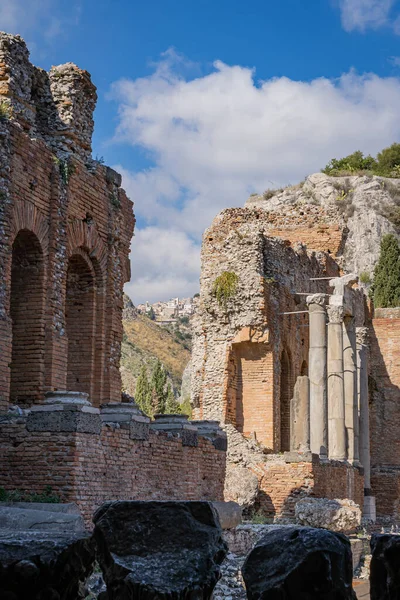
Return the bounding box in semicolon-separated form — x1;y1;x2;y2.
0;420;225;526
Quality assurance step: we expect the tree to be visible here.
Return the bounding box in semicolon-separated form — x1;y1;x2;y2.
377;143;400;175
165;384;181;414
373;234;400;308
147;307;156;321
151;360;167;414
135;366;152;415
322;150;377;175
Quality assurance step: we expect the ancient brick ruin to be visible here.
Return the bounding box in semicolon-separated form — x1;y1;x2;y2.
0;33;226;522
192;183;400;522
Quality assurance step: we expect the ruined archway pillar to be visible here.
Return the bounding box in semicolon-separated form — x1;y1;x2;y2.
357;327;376;520
343;316;360;464
306;294;328;459
327;305;347;461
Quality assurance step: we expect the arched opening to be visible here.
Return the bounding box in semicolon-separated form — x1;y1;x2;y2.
280;349;292;452
224;341;274;448
301;360;309;376
10;230;45;406
66;253;96;397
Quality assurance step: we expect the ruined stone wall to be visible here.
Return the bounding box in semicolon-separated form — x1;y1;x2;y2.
249;458;363;519
0;33;134;410
0;416;226;525
192;207;339;452
369;308;400;518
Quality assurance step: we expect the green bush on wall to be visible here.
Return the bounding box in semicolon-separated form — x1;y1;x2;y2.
212;271;239;307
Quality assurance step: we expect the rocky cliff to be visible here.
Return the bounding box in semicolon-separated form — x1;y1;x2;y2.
246;173;400;277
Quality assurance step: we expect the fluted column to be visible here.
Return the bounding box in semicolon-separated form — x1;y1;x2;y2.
343;316;360;464
307;293;328;459
327;305;346;460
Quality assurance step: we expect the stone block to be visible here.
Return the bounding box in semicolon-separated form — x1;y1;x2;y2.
370;533;400;600
0;506;85;532
27;403;101;434
295;497;361;533
242;526;356;599
93;500;227;600
0;530;95;600
211;501;242;529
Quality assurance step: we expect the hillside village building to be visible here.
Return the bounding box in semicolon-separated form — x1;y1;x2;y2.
0;33;226;523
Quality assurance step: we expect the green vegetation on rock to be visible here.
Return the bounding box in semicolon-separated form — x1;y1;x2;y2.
372;234;400;308
322;144;400;178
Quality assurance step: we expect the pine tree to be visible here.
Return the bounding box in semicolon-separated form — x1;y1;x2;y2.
373;234;400;308
151;360;167;414
165;384;181;414
135;366;152;416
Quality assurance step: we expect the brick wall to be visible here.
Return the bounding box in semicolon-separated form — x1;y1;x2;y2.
249;458;363;519
369;309;400;516
0;122;134;410
0;419;226;526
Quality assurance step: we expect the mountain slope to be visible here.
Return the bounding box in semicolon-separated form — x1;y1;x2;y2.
120;295;191;397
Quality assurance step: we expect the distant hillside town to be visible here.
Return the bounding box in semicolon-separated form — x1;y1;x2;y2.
137;295;200;324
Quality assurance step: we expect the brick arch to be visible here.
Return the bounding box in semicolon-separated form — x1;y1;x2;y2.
65;245;106;406
10;229;46;406
67;219;107;280
11;200;49;255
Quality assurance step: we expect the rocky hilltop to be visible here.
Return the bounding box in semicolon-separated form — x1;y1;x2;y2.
246;172;400;276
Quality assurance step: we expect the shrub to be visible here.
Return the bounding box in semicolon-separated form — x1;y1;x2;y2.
322;150;377;176
359;271;371;284
263;188;283;200
212;271;239;307
322;143;400;178
377;143;400;175
372;234;400;308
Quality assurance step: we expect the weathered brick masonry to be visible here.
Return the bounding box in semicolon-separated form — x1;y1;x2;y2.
0;32;226;513
192;206;364;517
0;415;225;525
370;308;400;518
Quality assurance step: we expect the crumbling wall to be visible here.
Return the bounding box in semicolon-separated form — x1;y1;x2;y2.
0;33;134;410
192;207;339;452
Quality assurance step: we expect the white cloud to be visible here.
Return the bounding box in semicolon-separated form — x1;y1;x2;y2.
114;53;400;302
389;56;400;66
125;227;200;304
338;0;398;33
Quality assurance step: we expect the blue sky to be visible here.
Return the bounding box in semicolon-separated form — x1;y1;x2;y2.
2;0;400;302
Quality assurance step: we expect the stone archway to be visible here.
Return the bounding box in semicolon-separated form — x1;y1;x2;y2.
10;230;45;406
66;252;96;397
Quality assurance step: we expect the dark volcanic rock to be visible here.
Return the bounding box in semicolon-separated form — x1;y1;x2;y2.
0;530;95;600
93;500;227;600
370;533;400;600
242;526;356;600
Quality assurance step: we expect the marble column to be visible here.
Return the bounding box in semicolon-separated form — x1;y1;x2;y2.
290;375;310;453
343;316;360;464
327;305;347;460
307;294;328;459
357;327;376;520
